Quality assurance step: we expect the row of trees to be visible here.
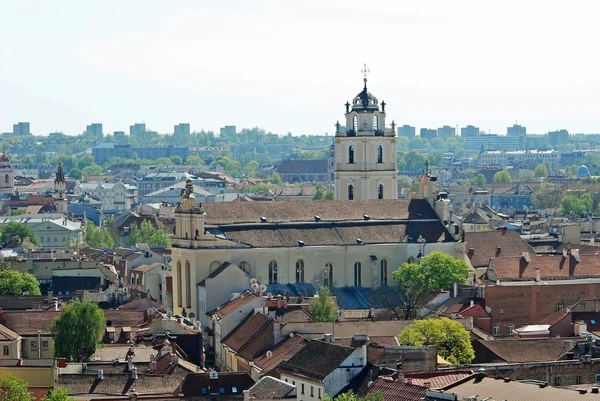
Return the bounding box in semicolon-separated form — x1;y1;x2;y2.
0;376;72;401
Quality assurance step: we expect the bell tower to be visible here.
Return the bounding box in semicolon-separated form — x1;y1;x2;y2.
54;161;68;214
334;65;398;200
173;179;209;247
0;153;14;195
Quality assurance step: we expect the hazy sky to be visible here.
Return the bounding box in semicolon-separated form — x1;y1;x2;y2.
1;1;599;136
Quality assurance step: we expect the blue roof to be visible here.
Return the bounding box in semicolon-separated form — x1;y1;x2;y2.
330;286;401;310
266;283;316;297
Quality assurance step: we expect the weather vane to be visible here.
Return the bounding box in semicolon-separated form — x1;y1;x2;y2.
361;63;370;84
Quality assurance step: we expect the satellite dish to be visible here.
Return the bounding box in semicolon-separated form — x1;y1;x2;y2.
250;278;258;286
259;284;268;293
252;283;259;293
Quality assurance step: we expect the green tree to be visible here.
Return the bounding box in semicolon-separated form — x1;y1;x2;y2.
323;188;334;200
314;183;325;200
0;375;35;401
50;299;106;362
420;251;470;291
42;388;74;401
465;168;476;179
186;154;204;165
0;221;38;245
127;220;171;247
531;184;563;209
398;318;475;364
81;165;103;176
470;174;486;187
310;286;338;322
68;167;82;180
561;193;593;215
268;172;283;185
534;163;549;178
169;155;183;165
243;160;260;178
85;221;115;249
0;269;41;295
493;170;512;183
323;391;383;401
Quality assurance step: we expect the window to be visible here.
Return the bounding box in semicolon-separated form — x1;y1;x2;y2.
555;302;564;312
377;144;383;163
296;259;305;283
508;324;515;335
576;376;582;384
30;341;37;352
522;323;527;326
592;320;597;325
595;374;600;383
348;185;354;200
185;260;192;308
353;115;358;132
373;115;379;131
319;388;322;399
380;259;388;286
3;346;8;356
219;387;225;394
354;262;362;286
176;261;182;307
554;376;561;386
301;384;305;395
232;387;238;393
493;324;500;336
325;263;333;287
348;145;355;164
378;184;384;200
269;260;278;284
42;340;49;351
311;386;314;397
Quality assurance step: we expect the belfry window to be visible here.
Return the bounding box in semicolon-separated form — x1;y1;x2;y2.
353;115;358;132
373;115;379;131
348;185;354;200
378;184;384;199
296;259;305;282
325;263;333;287
348;146;354;164
354;262;362;286
268;260;278;284
377;145;383;163
381;259;388;286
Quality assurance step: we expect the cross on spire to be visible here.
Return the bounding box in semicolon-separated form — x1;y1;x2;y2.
361;63;370;87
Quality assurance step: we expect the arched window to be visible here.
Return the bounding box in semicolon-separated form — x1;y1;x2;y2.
353;115;358;132
380;259;388;286
185;260;191;308
176;261;182;307
354;262;362;286
239;261;250;275
295;259;305;283
348;185;354;200
373;115;379;131
348;145;354;164
269;260;278;284
378;184;384;200
377;145;383;163
325;262;333;287
4;174;8;184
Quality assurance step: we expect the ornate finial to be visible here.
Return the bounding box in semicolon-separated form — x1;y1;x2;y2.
345;101;350;113
335;121;340;132
381;100;386;113
361;63;370;87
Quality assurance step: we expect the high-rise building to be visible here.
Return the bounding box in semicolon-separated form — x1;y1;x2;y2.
548;129;569;147
174;123;191;137
398;125;415;138
420;128;437;140
12;122;30;136
507;124;526;137
113;131;126;142
437;125;456;138
86;123;103;139
461;125;480;138
334;76;397;200
130;123;146;137
220;125;237;137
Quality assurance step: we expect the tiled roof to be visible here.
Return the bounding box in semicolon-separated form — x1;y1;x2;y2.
248;376;296;399
330;286;401;310
473;338;576;363
177;372;255;397
537;308;571;326
465;229;536;268
363;377;426;401
0;324;20;341
278;340;356;381
276;160;328;174
555;243;600;256
253;334;309;372
266;283;316;297
222;313;274;360
118;298;164;311
206;291;261;319
490;254;600;281
403;370;473;388
334;336;399;348
130;262;162;272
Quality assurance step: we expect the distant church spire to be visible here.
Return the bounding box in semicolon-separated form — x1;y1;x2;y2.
55;160;65;184
54;160;68;214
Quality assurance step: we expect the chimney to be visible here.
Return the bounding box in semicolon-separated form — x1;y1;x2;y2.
562;248;569;258
522;251;530;263
573;249;580;262
323;333;333;343
243;390;251;401
405;378;413;385
535;267;541;282
127;355;134;372
470;299;475;307
130;367;138;380
273;321;282;345
423;381;431;389
453;282;459;298
96;370;104;380
149;353;156;371
591;387;599;394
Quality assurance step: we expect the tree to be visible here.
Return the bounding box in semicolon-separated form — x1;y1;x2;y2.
314;183;325;200
398;318;475;364
169;155;183;165
310;286;338;322
42;388;74;401
470;174;486;187
186;154;204;165
85;221;115;249
268;172;283;185
323;391;383;401
0;221;39;245
534;163;549;178
493;170;512;183
392;252;469;319
0;375;35;401
0;269;41;295
531;184;563;210
323;188;334;200
81;165;103;176
68;167;82;180
561;193;593;216
127;220;171;247
50;299;106;362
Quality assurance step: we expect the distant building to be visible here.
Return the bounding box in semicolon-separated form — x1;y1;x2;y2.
74;180;137;213
220;125;237;137
12;122;30;136
507;124;526;137
92;143;189;165
276;160;329;183
548;129;569;147
466;135;523;153
420;128;437;140
174;123;191;137
479;150;559;170
398;124;415;138
461;125;480;138
129;123;146;137
0;153;15;195
113;131;125;141
86;123;103;139
136;172;199;202
437;125;456;138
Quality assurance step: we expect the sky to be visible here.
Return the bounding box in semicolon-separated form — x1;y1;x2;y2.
0;0;599;137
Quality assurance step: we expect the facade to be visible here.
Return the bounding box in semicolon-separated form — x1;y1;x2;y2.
92;143;189;165
129;262;172;308
460;125;480;138
12;122;30;136
142;182;218;205
398;124;415;138
130;123;146;137
478;149;558;169
276;160;328;183
507;124;526;136
0;153;14;194
86;123;103;138
465;135;523;153
74;181;137;213
490;184;535;212
437;125;456;138
548;129;569;147
333;77;397;200
420;128;437;140
220;125;237;137
0;214;84;249
174;123;191;137
136;172;200;201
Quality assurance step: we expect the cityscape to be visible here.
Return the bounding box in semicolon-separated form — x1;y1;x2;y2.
2;2;600;401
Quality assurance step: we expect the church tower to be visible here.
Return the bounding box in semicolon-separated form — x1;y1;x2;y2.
0;153;14;195
334;66;398;200
54;161;68;214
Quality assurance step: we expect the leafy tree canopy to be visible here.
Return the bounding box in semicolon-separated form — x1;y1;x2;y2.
42;388;74;401
323;391;383;401
0;269;41;295
470;173;486;187
68;167;82;180
310;286;338;322
127;220;171;248
398;318;475;364
0;221;38;245
51;299;106;361
561;193;593;216
85;221;115;249
492;170;512;183
0;375;35;401
534;163;549;178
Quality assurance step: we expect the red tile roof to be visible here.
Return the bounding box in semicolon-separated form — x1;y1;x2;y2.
404;370;473;388
466;230;535;268
222;313;274;360
490;254;600;281
363;377;426;401
207;291;261;319
253;334;309;372
278;340;356;381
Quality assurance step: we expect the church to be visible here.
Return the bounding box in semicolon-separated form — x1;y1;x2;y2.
171;75;460;319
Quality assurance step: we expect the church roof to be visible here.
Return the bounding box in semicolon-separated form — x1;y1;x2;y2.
351;80;379;112
55;161;65;183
